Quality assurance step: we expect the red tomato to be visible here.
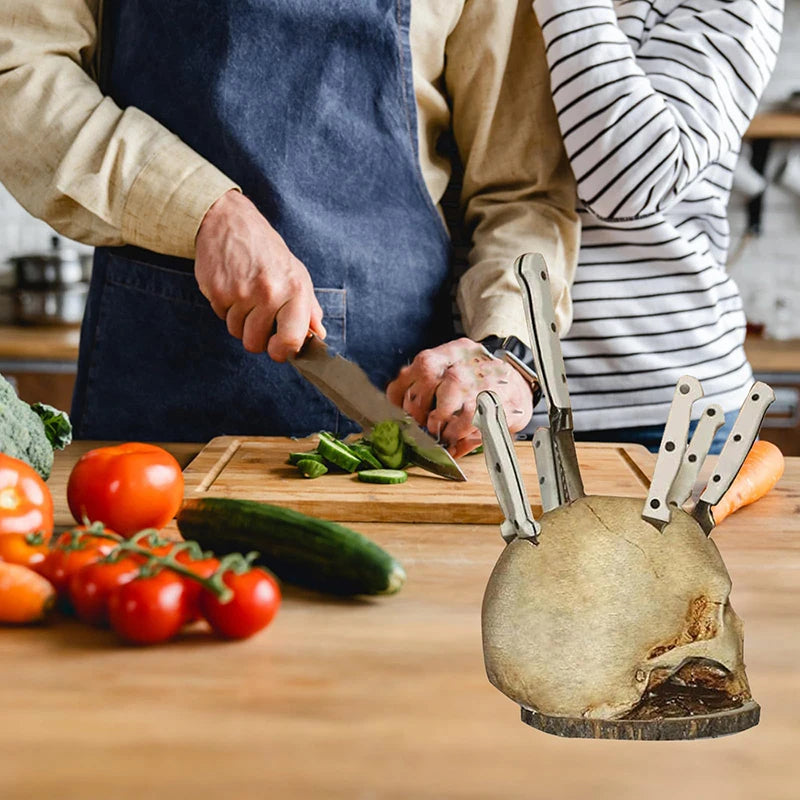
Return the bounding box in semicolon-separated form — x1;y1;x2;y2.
37;529;118;597
68;557;142;626
108;571;188;645
0;532;50;568
0;453;54;537
200;569;281;640
175;551;221;622
66;443;184;536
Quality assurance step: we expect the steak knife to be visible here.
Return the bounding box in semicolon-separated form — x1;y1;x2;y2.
289;335;467;481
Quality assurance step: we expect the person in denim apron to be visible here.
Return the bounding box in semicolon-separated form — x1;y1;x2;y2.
0;1;580;454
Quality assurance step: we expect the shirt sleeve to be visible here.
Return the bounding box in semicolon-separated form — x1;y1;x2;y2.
447;0;580;342
533;0;783;222
0;0;239;258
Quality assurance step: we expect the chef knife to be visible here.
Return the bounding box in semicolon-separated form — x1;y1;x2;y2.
289;335;467;481
642;375;703;531
692;381;775;535
474;390;540;543
515;253;585;504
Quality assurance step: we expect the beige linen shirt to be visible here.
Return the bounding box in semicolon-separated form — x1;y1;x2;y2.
0;0;578;341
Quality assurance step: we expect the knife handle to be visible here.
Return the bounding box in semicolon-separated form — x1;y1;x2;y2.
642;375;703;529
474;391;540;543
514;254;571;412
697;382;775;507
666;403;724;508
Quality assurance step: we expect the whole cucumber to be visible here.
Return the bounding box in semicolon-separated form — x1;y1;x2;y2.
177;498;406;596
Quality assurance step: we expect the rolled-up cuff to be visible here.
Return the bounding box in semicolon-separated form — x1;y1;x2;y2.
121;137;240;259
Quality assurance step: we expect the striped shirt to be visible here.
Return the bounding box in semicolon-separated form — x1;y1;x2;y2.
532;0;783;431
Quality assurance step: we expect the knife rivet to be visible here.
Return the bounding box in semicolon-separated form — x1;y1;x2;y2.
665;441;675;452
495;463;502;473
561;374;566;384
707;407;716;416
680;384;690;395
650;499;661;509
688;453;697;463
712;475;721;482
550;322;556;332
534;439;541;448
540;271;547;280
733;434;742;442
539;476;545;485
752;393;760;401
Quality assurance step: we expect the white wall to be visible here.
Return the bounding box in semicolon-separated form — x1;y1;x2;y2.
726;0;800;339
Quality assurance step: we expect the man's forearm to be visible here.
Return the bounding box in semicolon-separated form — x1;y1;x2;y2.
0;0;237;257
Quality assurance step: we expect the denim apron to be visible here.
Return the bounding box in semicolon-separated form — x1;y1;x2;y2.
72;0;453;441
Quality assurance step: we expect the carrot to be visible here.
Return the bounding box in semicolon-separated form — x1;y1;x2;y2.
712;440;785;525
0;561;56;623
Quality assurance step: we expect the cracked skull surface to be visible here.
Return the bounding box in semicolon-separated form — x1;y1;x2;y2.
472;254;773;737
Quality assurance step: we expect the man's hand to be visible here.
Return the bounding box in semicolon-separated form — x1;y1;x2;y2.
194;190;325;361
386;338;534;459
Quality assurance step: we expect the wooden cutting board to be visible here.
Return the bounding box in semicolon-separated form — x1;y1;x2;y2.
182;436;656;523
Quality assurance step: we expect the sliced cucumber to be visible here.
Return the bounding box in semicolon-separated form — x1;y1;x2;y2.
296;458;328;478
348;443;383;470
316;433;361;472
288;451;324;466
369;421;406;469
357;469;408;485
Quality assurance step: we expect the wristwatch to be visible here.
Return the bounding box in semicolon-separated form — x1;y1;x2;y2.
480;335;543;410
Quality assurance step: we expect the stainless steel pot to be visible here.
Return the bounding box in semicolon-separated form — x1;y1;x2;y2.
8;236;89;288
14;284;89;326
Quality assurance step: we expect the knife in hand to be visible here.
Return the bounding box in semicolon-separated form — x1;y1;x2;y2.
289;335;467;481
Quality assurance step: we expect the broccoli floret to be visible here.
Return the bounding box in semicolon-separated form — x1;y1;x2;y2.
0;374;72;480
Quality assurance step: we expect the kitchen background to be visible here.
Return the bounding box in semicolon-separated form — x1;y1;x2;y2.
1;3;800;452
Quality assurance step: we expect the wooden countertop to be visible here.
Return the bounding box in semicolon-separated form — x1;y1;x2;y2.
0;324;80;361
2;442;799;800
746;110;800;139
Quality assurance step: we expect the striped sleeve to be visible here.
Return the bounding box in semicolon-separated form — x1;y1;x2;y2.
532;0;783;222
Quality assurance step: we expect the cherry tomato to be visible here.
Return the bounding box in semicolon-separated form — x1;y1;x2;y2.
174;551;221;622
0;532;50;568
200;568;281;639
0;454;54;537
37;530;118;597
108;570;188;645
67;443;184;536
68;557;142;626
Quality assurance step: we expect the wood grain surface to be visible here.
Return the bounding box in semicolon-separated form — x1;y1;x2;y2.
1;444;798;800
0;324;80;361
182;437;655;523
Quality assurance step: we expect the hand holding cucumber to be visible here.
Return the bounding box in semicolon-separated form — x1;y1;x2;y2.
386;337;534;458
195;189;326;361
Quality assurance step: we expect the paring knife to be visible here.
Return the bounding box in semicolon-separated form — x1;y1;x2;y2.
692;382;775;535
642;375;703;531
666;403;724;509
289;334;467;481
515;253;585;504
474;391;540;543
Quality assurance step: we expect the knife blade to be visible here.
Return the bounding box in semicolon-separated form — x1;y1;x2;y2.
289;335;467;481
515;253;585;504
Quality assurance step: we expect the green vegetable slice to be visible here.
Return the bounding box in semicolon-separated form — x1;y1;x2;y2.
357;469;408;485
287;451;324;466
316;434;361;472
368;421;405;469
296;459;328;478
348;443;383;470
